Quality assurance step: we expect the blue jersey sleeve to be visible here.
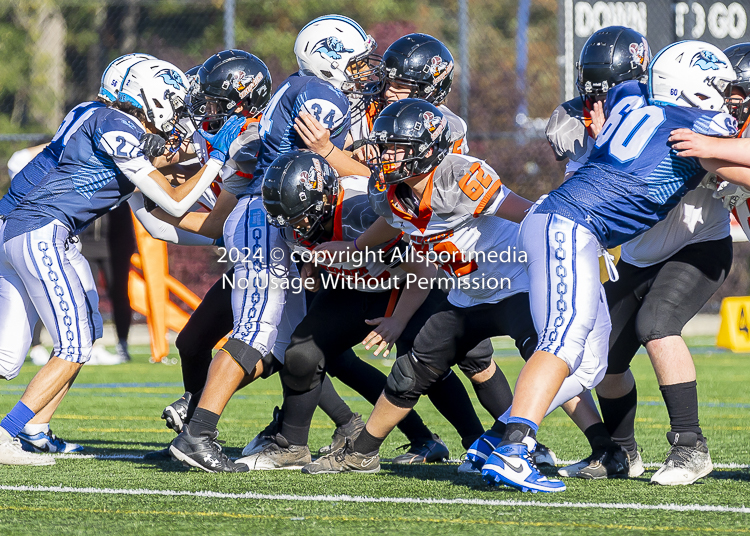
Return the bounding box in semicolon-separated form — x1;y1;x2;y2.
296;79;351;148
96;112;155;180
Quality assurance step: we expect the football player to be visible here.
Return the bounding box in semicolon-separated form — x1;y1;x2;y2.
0;59;243;466
236;149;453;469
303;100;604;480
546;26;652;479
479;41;739;493
167;15;378;472
0;53;162;456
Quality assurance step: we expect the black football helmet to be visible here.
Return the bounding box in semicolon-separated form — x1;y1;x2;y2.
184;65;206;122
381;33;454;105
194;49;272;132
724;43;750;128
576;26;650;100
367;98;451;184
262;150;339;245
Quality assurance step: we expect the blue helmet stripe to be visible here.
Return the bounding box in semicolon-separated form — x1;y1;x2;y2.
647;40;687;99
300;14;367;39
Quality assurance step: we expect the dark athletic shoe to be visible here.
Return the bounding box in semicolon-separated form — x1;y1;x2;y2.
392;434;449;464
169;426;248;473
318;413;365;455
162;392;197;434
302;439;380;474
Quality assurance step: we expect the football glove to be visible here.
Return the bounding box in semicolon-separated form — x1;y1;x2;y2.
199;114;246;164
139;132;167;159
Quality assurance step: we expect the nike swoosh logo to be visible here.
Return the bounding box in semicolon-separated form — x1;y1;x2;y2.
361;457;376;467
504;459;525;473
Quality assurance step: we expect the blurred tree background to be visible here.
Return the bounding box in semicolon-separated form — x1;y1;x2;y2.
0;0;746;311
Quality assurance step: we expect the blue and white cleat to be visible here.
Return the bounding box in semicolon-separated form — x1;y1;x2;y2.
482;437;566;493
466;430;503;471
18;429;83;454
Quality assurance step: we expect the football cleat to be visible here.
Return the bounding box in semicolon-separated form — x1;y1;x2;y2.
162;392;196;434
627;448;645;478
237;434;311;470
242;406;284;457
482;437;566;493
318;413;365;455
142;447;173;461
558;446;628;479
650;432;713;486
457;456;481;474
0;428;55;466
169;425;248;473
466;430;503;471
302;438;380;474
531;442;557;467
392;434;449;464
18;429;83;454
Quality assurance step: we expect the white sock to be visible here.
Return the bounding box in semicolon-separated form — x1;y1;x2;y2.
21;422;50;435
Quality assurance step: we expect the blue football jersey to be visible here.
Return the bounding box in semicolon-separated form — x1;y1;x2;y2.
0;101;105;217
3;107;155;241
247;73;350;197
537;81;737;248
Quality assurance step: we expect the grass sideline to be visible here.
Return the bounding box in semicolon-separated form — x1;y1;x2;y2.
0;336;748;535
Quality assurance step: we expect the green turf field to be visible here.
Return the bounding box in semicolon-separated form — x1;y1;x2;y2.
0;336;748;535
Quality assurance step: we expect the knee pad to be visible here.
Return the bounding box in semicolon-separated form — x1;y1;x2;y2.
278;339;325;392
634;304;680;344
457;340;494;377
221;338;263;375
384;353;441;408
260;352;283;379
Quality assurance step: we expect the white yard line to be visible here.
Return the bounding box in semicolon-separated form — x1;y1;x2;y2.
0;484;748;514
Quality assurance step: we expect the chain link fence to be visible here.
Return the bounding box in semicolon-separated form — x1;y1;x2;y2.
1;0;749;308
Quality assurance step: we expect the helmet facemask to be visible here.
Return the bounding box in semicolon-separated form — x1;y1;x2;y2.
267;184;339;246
140;88;188;153
341;37;384;97
367;137;436;184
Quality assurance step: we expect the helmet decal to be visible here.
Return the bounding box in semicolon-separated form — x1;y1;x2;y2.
691;50;727;71
629;41;647;66
232;71;265;99
429;55;453;83
156;69;186;91
313;36;354;60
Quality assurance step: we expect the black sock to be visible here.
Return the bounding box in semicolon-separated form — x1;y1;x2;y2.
503;422;536;443
327;349;433;443
280;383;322;446
352;427;385;454
426;370;484;449
183;389;202;426
472;366;513;419
188;408;220;436
490;420;507;436
599;384;638;453
660;381;704;441
583;422;618;451
317;375;354;428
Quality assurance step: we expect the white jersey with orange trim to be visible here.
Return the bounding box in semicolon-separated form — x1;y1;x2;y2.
290;175;409;292
348;99;468;155
370;153;528;307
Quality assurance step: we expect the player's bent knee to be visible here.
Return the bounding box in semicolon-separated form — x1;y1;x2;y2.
260;352;283;379
384;353;442;408
221;338;264;376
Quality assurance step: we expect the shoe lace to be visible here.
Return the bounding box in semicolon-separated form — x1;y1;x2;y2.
203;431;230;462
665;444;694;467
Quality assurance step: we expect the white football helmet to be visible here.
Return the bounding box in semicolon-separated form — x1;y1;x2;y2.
294;14;382;95
99;53;155;102
118;59;189;134
649;40;736;111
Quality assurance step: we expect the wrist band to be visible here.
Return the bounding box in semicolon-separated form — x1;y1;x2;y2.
323;145;335;159
354;237;360;251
